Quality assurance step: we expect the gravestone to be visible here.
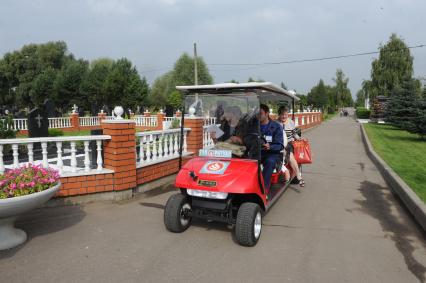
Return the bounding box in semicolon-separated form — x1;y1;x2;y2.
91;104;99;116
165;105;174;117
78;107;85;117
44;99;57;117
102;105;110;116
28;108;49;138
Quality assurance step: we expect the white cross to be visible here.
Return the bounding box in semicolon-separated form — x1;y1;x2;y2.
72;104;78;114
36;114;42;128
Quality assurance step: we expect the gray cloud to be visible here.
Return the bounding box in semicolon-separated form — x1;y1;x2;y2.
1;0;425;95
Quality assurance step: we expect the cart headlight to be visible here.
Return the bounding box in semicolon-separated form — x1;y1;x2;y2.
187;189;228;200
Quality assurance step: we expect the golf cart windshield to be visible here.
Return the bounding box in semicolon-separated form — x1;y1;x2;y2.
179;83;299;160
184;92;259;160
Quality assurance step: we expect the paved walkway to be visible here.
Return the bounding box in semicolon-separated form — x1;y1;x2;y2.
1;115;425;283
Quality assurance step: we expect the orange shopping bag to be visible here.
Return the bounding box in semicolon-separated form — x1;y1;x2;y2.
292;139;312;164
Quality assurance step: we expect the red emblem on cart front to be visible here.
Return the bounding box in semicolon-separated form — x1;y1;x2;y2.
200;161;230;175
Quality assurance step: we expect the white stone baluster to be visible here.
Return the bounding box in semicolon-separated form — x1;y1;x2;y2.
174;132;179;156
158;134;164;158
96;140;103;170
42;142;48;168
70;141;77;172
146;135;152;161
169;133;175;156
183;131;188;153
0;145;4;174
56;142;63;174
12;144;19;168
165;134;170;157
139;138;144;164
28;143;34;164
84;141;90;172
152;134;158;160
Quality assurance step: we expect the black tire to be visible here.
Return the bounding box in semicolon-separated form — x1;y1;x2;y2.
235;202;262;247
164;193;192;233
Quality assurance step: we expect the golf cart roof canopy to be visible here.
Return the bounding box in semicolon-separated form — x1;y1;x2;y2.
176;82;300;101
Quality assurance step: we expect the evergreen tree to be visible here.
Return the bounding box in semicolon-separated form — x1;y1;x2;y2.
385;79;418;130
410;97;426;139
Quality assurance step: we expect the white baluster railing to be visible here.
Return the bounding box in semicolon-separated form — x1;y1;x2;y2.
49;117;72;128
0;135;111;176
202;125;216;149
203;117;217;126
163;117;182;129
79;116;100;127
6;119;28;131
136;128;190;167
134;116;158;127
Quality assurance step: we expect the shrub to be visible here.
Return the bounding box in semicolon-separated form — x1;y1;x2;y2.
0;165;60;199
171;118;181;129
356;107;371;119
48;129;64;137
0;116;17;139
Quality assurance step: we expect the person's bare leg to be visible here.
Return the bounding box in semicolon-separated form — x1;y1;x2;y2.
289;153;299;178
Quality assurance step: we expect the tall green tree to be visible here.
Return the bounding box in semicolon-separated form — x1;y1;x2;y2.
333;69;353;107
370;34;414;99
80;58;113;114
149;53;213;109
53;59;88;111
355;89;365;107
307;79;329;110
103;58;149;111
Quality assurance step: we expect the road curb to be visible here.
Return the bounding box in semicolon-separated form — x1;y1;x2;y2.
360;124;426;232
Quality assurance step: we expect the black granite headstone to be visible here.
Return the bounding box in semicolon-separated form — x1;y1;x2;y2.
78;107;85;117
91;104;99;116
44;99;57;117
165;105;174;117
28;108;49;138
102;105;110;116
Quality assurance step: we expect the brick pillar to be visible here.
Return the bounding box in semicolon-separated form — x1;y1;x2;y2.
70;113;79;131
102;120;137;191
157;112;165;130
183;117;204;155
144;111;150;117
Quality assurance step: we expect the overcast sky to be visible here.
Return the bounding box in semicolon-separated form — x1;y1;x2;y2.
1;0;425;96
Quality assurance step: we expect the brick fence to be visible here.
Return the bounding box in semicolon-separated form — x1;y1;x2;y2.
54;112;322;200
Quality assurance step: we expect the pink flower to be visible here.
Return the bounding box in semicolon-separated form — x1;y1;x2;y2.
10;183;17;190
19;183;25;189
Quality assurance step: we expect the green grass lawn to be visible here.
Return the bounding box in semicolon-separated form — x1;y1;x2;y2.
364;123;426;203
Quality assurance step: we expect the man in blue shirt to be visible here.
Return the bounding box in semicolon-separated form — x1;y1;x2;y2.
260;104;284;192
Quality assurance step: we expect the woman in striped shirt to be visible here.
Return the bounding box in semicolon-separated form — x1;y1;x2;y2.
277;106;305;187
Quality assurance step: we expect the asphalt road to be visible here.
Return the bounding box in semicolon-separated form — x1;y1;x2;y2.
1;115;425;283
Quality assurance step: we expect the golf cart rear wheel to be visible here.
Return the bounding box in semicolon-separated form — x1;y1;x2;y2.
164;193;192;233
235;203;262;247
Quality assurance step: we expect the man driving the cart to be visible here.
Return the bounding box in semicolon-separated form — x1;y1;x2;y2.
259;104;284;192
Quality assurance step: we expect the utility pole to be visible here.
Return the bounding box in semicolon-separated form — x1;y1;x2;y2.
193;43;198;86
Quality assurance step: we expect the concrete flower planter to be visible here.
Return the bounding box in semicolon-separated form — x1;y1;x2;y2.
0;182;61;250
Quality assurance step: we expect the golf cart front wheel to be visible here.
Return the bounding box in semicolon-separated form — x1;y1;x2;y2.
235;202;262;247
164;193;192;233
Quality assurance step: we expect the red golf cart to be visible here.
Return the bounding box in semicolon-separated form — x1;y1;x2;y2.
164;82;300;246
